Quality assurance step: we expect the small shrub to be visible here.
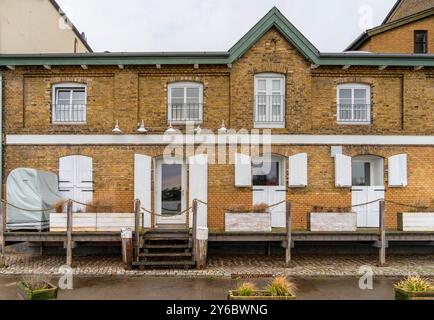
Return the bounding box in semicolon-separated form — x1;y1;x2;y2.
85;194;113;213
267;277;296;297
395;275;434;292
22;275;52;291
227;204;249;213
236;282;256;296
252;203;269;213
53;200;66;213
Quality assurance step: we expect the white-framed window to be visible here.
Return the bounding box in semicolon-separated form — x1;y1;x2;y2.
254;73;285;128
52;83;87;124
337;83;371;124
168;82;203;123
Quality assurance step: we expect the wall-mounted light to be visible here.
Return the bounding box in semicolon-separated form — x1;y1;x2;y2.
112;120;122;134
218;120;228;134
165;123;177;134
194;125;202;135
137;120;148;134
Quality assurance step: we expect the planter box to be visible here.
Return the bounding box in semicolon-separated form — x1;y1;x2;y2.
395;288;434;300
17;281;58;300
228;290;295;300
398;212;434;231
50;213;135;232
309;212;357;232
225;212;271;232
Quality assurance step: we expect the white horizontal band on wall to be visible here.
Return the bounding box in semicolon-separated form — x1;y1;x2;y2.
5;134;434;146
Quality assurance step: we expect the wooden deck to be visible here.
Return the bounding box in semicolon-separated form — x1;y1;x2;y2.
4;229;434;244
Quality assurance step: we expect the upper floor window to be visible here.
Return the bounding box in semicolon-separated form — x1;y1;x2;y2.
254;73;285;128
414;30;428;54
168;82;203;123
52;83;87;124
337;83;371;124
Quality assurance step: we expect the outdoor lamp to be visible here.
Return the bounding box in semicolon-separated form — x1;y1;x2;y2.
112;120;122;134
137;120;148;133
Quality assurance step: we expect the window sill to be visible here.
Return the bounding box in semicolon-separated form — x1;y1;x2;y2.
254;123;285;129
169;120;203;125
337;121;371;126
52;122;88;126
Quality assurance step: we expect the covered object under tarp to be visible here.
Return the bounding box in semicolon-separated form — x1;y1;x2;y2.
6;168;63;231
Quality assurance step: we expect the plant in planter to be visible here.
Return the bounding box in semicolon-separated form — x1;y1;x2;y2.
17;275;58;300
228;277;296;300
225;203;271;232
394;275;434;300
85;194;114;213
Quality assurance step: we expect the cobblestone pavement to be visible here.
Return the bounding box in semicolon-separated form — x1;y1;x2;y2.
0;254;433;278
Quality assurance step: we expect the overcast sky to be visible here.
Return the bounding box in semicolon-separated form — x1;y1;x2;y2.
56;0;397;53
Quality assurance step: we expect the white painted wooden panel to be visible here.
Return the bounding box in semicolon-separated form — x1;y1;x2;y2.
400;212;434;231
49;213;97;232
134;154;152;228
309;212;357;232
352;186;384;227
388;154;408;187
96;213;135;232
189;154;208;228
335;154;352;187
235;153;252;187
288;153;308;187
225;212;272;232
253;186;286;228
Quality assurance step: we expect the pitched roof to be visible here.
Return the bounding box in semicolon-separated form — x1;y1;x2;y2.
1;7;433;68
383;0;434;24
49;0;93;52
346;7;434;51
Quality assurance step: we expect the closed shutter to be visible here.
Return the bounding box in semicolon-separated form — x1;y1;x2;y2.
134;154;152;228
335;154;352;187
388;154;408;187
288;153;308;187
188;154;208;228
59;155;93;212
235;153;252;187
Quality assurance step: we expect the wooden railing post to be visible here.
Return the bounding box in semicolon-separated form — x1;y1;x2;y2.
285;201;292;267
66;199;73;267
134;199;141;262
379;200;386;266
0;202;5;259
192;200;198;265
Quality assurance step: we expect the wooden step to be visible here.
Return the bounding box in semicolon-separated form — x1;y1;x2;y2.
144;235;190;241
143;244;190;249
139;252;191;258
132;260;195;267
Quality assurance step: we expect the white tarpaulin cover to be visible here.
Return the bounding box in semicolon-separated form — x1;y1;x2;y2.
6;168;63;231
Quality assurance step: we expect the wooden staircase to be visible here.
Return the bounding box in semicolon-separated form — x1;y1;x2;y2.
132;228;195;269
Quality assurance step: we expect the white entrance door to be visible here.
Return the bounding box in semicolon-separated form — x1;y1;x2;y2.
351;156;384;228
154;158;186;225
59;155;93;212
252;155;286;228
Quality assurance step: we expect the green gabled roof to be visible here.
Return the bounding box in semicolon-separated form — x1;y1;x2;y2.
0;7;433;68
228;7;320;62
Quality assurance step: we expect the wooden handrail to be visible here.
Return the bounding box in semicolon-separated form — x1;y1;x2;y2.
134;199;141;262
379;200;386;266
285;201;292;267
191;199;198;266
66;199;73;267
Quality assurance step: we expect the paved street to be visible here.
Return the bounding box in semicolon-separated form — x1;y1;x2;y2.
0;253;433;277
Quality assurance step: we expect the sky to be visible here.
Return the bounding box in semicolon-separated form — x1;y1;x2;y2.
56;0;398;53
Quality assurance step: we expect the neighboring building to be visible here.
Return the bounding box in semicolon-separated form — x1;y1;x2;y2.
346;0;434;53
0;0;92;54
0;7;433;233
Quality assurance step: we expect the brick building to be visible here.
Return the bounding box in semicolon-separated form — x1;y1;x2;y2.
0;7;433;232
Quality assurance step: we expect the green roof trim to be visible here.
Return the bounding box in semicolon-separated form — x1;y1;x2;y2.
1;7;433;68
346;8;434;51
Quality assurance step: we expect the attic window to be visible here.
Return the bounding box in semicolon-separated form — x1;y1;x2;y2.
414;30;428;54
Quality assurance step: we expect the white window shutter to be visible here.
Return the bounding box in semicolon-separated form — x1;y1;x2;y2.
288;153;308;187
59;156;74;188
189;154;208;228
335;154;352;187
235;153;252;187
388;154;408;187
134;154;152;227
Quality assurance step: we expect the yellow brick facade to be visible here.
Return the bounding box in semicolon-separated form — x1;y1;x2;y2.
2;28;434;231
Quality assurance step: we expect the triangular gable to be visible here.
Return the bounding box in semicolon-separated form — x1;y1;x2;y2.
228;7;320;63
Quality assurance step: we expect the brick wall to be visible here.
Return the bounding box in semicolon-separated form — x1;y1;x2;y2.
359;16;434;54
4;145;434;230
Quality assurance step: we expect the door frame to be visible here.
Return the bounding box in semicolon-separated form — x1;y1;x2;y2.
153;156;187;225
